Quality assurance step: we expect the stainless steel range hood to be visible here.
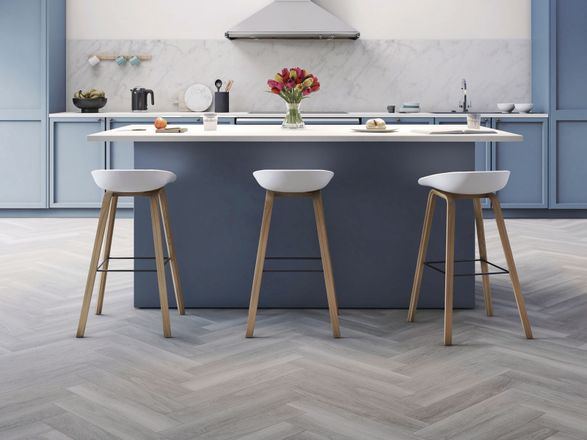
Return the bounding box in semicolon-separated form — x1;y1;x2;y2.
225;0;360;40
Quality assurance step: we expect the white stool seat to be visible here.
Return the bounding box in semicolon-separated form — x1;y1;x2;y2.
92;169;176;193
418;171;510;195
253;169;334;193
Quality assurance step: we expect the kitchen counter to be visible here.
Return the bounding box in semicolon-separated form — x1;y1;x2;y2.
88;124;522;143
88;124;522;310
51;111;549;119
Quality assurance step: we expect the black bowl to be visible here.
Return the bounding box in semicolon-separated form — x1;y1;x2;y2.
73;97;107;113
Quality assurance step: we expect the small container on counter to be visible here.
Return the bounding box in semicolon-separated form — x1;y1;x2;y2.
203;112;218;131
467;113;481;129
214;92;229;113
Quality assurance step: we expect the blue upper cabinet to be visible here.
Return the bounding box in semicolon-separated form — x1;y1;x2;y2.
553;0;587;111
534;0;587;208
0;0;65;208
0;0;44;119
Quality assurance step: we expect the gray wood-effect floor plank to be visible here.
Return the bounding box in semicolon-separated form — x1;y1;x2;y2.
0;218;587;439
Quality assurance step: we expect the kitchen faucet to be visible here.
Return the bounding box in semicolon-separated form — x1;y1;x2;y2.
459;79;470;112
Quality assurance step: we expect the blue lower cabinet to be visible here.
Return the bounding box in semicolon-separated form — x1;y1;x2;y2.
375;117;434;125
550;120;587;208
50;119;106;208
492;118;548;208
236;117;360;125
0;121;47;208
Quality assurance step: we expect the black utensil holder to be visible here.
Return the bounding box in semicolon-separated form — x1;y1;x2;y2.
215;92;229;113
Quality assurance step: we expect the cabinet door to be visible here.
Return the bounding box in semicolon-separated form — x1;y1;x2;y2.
0;0;45;119
550;120;587;208
548;0;587;208
51;119;106;208
0;121;47;208
492;118;548;208
554;0;587;111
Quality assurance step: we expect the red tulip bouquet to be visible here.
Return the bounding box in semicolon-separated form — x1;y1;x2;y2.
267;67;320;128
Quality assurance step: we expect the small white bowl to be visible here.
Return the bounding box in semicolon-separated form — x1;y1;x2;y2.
497;103;514;113
514;103;534;113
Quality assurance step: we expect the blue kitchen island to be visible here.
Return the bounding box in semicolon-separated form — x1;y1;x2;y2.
88;124;522;309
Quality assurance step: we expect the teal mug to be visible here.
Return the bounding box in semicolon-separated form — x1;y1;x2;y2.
115;55;127;66
129;56;141;66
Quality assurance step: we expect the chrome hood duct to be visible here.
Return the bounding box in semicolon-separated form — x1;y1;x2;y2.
226;0;360;40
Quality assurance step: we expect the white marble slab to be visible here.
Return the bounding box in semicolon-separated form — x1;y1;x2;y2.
67;38;531;113
87;124;523;143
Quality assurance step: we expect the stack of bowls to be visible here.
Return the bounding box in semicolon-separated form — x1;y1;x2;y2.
497;103;534;114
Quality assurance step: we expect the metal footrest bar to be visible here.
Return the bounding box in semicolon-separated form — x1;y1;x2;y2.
96;256;171;273
423;258;509;277
263;256;323;273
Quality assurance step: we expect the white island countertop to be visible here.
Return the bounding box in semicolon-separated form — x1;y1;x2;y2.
87;124;523;143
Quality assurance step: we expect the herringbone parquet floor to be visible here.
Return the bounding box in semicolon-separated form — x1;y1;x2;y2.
1;218;586;440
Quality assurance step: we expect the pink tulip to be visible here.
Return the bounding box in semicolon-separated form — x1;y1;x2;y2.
267;80;283;90
302;88;311;96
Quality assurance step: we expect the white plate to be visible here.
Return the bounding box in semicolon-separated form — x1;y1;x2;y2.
184;84;213;112
351;127;398;133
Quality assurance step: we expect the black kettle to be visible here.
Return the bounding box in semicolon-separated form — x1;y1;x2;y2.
131;87;154;111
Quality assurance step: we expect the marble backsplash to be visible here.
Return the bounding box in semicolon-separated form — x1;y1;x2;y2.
67;39;531;113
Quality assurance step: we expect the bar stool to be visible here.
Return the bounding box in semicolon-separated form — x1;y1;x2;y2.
76;169;185;338
246;169;341;338
407;170;533;345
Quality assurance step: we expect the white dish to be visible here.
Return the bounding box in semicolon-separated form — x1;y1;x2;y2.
497;103;515;113
184;84;213;112
514;103;534;113
352;127;398;133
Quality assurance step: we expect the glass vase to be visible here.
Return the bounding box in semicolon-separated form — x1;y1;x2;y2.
282;102;305;129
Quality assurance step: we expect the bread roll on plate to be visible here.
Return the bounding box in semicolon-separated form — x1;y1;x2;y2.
365;118;387;130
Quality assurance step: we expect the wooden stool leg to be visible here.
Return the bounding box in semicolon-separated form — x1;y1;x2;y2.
96;194;118;315
158;189;185;315
246;191;274;338
150;194;172;338
312;191;341;338
76;191;113;337
408;191;437;322
489;195;533;339
473;198;493;316
444;197;456;346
